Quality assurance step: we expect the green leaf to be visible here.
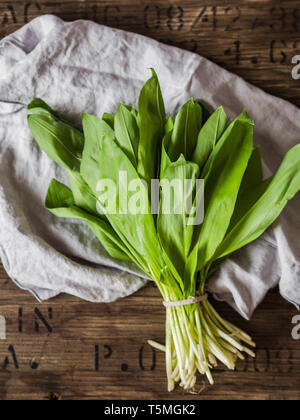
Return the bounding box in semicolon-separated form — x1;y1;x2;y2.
237;109;254;124
213;144;300;260
80;112;163;278
167;98;202;162
160;117;174;179
98;136;162;276
81;113;115;194
196;117;253;271
158;156;200;293
228;147;265;230
28;98;80;129
208;147;265;267
239;147;263;191
102;112;115;129
114;103;139;167
28;105;99;216
66;169;98;215
160;131;172;180
28;98;56;116
137;69;166;185
191;106;227;171
196;100;212;124
201;110;254;179
46;178;74;208
165;115;174;134
129;106;139;123
46;179;133;262
28;113;84;171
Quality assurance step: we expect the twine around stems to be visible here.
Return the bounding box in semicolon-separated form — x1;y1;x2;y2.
163;293;208;308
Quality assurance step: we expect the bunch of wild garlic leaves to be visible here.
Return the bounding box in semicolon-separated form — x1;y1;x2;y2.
28;70;300;391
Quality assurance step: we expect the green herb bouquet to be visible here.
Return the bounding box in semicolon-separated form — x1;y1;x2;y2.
28;70;300;391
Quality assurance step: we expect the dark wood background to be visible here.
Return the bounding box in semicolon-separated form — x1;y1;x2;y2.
0;0;300;400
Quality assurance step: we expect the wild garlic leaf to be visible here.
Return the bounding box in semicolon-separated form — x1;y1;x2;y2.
201;110;254;179
129;106;139;126
160;132;172;180
160;117;174;179
196;100;212;124
228;177;273;236
158;156;200;293
28;113;84;171
137;69;166;186
28;98;57;117
167;98;202;162
46;179;133;262
196;117;253;271
102;113;115;129
213;144;300;260
28;104;99;215
228;147;265;230
238;147;263;192
81;113;115;193
210;147;266;266
236;109;254;124
114;103;139;168
97;135;163;277
165;115;174;133
46;178;74;208
191;106;227;171
28;98;81;129
66;169;99;215
184;245;200;298
81;113;162;277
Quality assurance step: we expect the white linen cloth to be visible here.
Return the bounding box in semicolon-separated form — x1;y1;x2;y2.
0;15;299;319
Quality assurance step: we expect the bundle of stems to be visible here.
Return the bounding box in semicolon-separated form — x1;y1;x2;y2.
150;283;255;390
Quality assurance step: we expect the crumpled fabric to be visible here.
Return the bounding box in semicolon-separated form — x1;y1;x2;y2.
0;15;299;319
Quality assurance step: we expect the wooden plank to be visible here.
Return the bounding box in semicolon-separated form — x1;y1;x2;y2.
0;0;300;400
0;0;300;105
0;264;300;400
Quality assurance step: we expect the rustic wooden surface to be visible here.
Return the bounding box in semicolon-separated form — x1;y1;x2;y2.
0;0;300;400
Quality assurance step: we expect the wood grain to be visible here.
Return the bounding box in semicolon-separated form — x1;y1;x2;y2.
0;264;299;400
0;0;300;105
0;0;300;400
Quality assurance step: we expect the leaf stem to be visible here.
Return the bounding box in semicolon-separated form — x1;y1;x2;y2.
149;285;256;391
